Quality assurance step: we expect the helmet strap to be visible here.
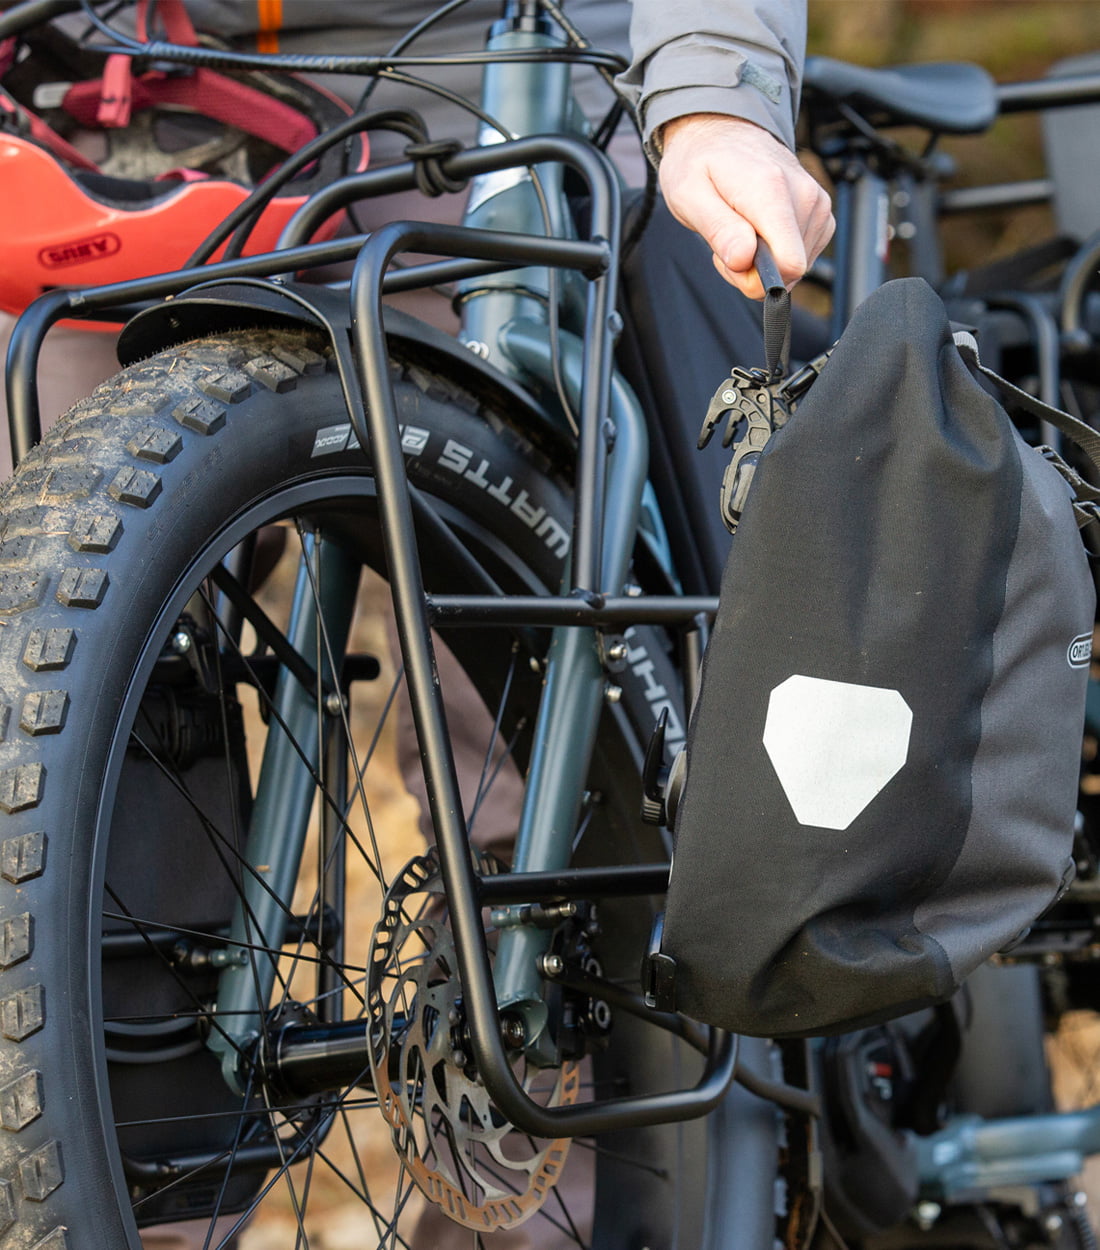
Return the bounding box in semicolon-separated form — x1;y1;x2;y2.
98;0;199;128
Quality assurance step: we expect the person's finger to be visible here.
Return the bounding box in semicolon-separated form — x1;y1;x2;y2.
707;163;808;287
657;112;835;295
710;249;767;300
805;192;837;265
662;173;760;282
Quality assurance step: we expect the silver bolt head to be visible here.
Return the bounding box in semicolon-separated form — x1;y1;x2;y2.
721;389;737;405
604;684;623;705
324;691;345;716
607;641;628;663
173;630;192;653
914;1201;941;1230
541;953;564;978
500;1016;526;1047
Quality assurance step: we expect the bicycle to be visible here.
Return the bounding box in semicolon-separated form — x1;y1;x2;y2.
0;1;1099;1247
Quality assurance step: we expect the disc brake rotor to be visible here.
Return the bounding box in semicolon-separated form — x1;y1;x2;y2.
367;851;579;1231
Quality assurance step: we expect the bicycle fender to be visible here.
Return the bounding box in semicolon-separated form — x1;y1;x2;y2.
117;279;568;459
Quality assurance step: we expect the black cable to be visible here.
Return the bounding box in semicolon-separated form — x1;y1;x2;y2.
590;98;626;150
77;0;140;47
85;0;608;436
185;108;426;266
219;111;432;263
354;0;475;114
622;161;658;262
74;3;626;78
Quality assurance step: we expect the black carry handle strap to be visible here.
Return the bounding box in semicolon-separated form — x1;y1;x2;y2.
755;239;791;381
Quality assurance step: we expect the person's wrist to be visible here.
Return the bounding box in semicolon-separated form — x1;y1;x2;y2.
657;112;775;157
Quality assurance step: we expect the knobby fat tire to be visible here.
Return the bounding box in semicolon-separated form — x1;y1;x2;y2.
0;326;747;1247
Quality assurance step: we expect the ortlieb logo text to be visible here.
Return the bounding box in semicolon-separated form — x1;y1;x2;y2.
1068;634;1092;668
39;232;122;269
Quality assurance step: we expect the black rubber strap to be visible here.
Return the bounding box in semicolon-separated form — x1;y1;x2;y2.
755;240;790;380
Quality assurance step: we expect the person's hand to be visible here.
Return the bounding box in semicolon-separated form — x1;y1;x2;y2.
657;112;834;299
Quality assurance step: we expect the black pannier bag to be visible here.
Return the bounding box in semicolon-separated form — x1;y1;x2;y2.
648;276;1098;1038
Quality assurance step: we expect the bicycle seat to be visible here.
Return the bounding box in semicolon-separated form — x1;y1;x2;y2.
804;57;999;134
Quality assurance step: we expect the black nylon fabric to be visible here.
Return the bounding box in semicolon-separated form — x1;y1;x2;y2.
662;278;1089;1037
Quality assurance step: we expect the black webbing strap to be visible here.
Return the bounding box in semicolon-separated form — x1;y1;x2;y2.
954;331;1100;535
953;333;1100;477
755;240;791;381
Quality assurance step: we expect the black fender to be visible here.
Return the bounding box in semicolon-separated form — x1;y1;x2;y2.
117;279;569;462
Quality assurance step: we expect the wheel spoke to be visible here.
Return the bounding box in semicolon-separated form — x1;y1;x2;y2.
0;328;698;1245
198;1064;261;1250
102;886;252;1066
467;641;521;834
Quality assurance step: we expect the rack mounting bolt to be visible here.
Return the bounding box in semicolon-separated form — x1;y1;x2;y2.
539;953;564;979
914;1202;941;1231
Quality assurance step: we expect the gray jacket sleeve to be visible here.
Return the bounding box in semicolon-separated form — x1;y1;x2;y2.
616;0;806;159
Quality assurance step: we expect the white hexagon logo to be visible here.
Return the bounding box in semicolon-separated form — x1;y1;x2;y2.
762;675;912;831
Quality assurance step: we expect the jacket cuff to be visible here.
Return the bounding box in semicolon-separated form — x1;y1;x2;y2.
617;34;799;164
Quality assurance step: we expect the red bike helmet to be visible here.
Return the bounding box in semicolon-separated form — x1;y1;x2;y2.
0;0;368;318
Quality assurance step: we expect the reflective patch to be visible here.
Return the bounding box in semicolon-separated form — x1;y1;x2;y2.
763;675;912;830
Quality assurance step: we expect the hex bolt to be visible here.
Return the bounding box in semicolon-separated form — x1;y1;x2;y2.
606;641;628;664
210;947;250;969
173;630;192;653
500;1014;526;1049
539;953;564;979
914;1202;941;1232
